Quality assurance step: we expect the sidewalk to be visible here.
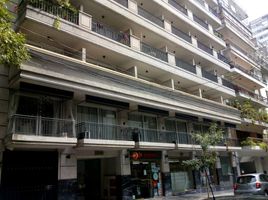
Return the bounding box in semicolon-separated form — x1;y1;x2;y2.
146;189;234;200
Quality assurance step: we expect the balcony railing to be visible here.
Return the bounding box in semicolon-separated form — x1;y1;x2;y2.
194;0;205;7
27;0;79;24
171;26;192;43
138;6;164;28
222;78;235;90
10;114;75;137
217;53;230;64
92;21;130;46
141;42;168;62
175;58;197;74
209;6;219;18
193;14;209;30
168;0;187;15
235;86;268;104
76;122;133;141
113;0;128;7
197;41;213;55
230;64;265;84
202;69;218;83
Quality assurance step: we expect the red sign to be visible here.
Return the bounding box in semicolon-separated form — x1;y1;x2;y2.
130;151;161;160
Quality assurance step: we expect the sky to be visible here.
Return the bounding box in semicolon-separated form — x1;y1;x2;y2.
235;0;268;22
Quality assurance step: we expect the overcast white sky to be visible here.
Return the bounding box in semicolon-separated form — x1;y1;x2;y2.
235;0;268;21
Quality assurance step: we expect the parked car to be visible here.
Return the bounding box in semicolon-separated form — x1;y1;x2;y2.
234;173;268;196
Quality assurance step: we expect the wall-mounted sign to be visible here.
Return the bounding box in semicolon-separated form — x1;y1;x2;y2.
130;151;162;160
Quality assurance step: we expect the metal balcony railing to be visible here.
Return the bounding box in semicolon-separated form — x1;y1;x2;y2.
193;14;208;30
209;6;219;18
235;86;268;104
214;30;223;39
222;78;235;90
171;26;192;43
76;122;133;141
113;0;128;7
217;53;230;64
141;42;168;62
27;0;79;24
194;0;205;7
230;64;265;84
168;0;187;15
202;69;218;83
217;138;239;147
10;114;75;137
197;41;213;55
175;58;197;74
92;21;130;46
138;6;164;28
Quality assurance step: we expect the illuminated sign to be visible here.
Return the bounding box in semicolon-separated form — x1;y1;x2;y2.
130;151;162;160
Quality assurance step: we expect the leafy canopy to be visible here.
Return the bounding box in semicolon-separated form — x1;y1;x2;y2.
183;123;224;171
0;0;29;67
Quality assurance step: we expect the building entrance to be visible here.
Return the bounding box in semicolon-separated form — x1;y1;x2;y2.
77;157;117;200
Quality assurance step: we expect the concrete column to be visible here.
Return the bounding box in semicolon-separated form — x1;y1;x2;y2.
81;48;86;62
128;0;138;13
255;157;264;173
58;148;77;199
213;49;218;58
196;65;202;77
79;11;92;30
116;149;132;200
130;35;141;51
164;19;172;32
167;52;176;66
191;36;198;47
198;88;203;98
162;79;175;90
218;76;222;85
127;66;138;78
208;24;214;34
187;9;194;20
161;150;172;196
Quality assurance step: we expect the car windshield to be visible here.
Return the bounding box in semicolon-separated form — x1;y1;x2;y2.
237;176;256;184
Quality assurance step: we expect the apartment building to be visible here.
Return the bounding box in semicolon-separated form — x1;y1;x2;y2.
0;0;267;199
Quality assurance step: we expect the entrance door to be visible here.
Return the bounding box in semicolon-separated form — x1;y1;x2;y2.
77;159;101;200
1;151;58;200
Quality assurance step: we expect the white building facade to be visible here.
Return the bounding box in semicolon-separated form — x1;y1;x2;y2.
0;0;267;199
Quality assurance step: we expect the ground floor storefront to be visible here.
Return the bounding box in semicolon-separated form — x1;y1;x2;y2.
0;148;245;200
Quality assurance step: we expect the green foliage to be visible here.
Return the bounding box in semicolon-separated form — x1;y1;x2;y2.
57;0;77;13
241;138;257;146
240;100;257;121
53;15;60;29
0;0;29;67
241;137;268;151
182;123;223;171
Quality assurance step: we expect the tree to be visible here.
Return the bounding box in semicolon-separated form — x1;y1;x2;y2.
183;123;224;200
0;0;29;67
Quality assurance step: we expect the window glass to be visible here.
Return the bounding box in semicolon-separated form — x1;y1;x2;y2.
177;121;187;133
237;176;256;184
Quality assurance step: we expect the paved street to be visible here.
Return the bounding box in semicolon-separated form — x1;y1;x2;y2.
145;190;234;200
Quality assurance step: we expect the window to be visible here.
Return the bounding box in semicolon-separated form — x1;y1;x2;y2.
237;176;256;184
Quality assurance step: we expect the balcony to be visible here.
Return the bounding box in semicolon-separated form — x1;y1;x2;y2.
217;52;230;64
230;64;265;84
175;58;196;74
138;6;164;28
168;0;187;15
113;0;128;7
92;21;130;46
197;41;213;55
222;78;235;90
235;86;268;105
171;26;192;43
8;114;76;145
209;6;219;18
26;0;79;24
141;42;168;62
202;69;218;83
193;14;209;30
